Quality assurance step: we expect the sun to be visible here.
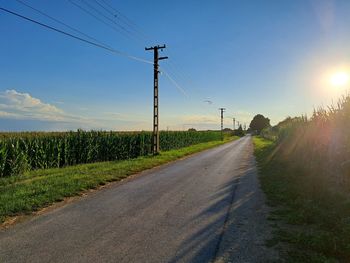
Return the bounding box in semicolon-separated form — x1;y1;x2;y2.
330;72;349;87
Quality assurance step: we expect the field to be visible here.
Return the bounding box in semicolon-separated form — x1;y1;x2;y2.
0;130;222;178
254;95;350;262
261;95;350;190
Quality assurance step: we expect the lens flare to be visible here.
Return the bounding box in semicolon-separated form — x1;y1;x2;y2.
330;72;349;87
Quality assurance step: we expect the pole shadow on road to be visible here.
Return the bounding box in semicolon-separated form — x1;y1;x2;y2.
169;158;278;263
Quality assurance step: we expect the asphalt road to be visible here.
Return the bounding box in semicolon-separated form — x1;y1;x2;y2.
0;135;277;263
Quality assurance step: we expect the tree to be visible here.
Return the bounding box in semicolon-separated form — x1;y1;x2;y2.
233;125;244;136
249;114;270;134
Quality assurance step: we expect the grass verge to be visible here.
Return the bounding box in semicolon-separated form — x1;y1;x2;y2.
253;136;350;263
0;136;238;224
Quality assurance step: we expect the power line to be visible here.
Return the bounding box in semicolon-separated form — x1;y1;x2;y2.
81;0;130;34
86;1;194;102
0;6;152;64
165;51;193;84
93;0;149;43
160;70;223;129
93;0;117;18
12;2;220;124
164;59;222;129
71;1;191;101
78;0;143;44
99;0;150;40
161;64;188;97
15;0;113;50
161;68;188;98
165;46;198;85
84;1;218;112
162;62;188;88
160;53;209;103
3;3;225;131
70;1;189;100
91;2;188;99
68;0;131;41
100;0;136;26
15;0;144;61
164;48;215;107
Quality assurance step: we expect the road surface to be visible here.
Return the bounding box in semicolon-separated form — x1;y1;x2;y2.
0;135;277;263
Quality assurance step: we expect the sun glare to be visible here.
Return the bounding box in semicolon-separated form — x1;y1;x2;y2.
330;72;349;87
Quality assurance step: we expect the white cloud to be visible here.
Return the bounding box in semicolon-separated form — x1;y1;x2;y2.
0;89;150;131
0;89;64;121
0;89;100;128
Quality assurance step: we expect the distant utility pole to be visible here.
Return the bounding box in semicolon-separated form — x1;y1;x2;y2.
145;44;168;155
219;108;226;140
237;121;240;128
233;118;235;130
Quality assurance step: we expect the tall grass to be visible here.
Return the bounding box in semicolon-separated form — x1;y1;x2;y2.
261;94;350;188
0;130;221;177
256;94;350;261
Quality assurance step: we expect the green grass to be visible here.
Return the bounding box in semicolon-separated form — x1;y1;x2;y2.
0;136;238;224
253;136;350;262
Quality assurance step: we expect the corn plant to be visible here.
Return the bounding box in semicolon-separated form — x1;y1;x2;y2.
0;130;221;177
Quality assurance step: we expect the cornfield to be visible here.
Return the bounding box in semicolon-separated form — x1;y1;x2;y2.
0;130;221;177
260;94;350;187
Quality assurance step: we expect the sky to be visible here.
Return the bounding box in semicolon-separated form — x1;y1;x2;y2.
1;0;350;131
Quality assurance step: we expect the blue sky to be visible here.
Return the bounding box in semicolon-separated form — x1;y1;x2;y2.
1;0;350;131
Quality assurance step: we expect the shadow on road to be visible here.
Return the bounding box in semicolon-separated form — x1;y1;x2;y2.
169;164;257;263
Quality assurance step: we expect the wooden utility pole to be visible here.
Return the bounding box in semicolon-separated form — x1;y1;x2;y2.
145;45;168;155
233;118;235;130
219;108;226;141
